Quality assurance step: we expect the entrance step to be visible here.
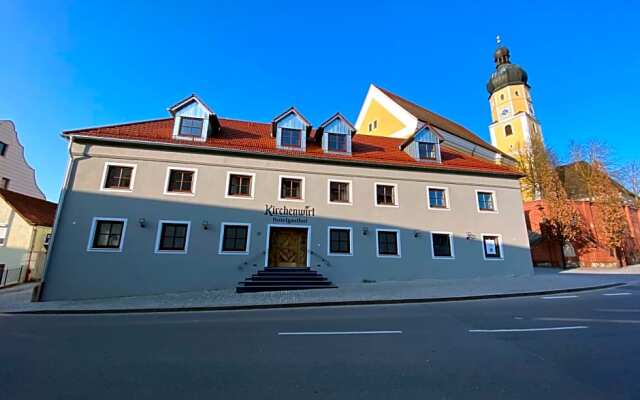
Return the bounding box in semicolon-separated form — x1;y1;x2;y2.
236;268;336;293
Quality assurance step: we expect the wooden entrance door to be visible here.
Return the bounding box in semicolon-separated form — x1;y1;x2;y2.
268;227;308;268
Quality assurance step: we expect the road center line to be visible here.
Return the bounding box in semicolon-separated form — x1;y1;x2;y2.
602;292;632;296
277;330;402;336
535;317;640;324
541;295;578;300
469;326;588;333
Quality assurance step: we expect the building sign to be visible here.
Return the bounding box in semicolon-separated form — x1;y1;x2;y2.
265;204;315;224
484;238;497;255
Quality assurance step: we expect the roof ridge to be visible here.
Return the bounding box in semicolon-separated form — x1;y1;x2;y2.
64;117;174;134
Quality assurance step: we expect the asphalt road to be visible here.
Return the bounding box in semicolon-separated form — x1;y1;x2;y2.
1;281;640;400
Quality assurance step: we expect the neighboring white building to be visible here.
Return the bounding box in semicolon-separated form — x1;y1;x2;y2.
0;120;45;199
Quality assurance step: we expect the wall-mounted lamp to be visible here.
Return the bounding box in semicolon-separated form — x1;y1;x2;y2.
414;231;421;238
202;220;209;230
138;218;146;228
466;232;476;240
362;227;369;236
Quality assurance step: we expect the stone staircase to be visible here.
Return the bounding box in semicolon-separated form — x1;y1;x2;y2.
236;268;336;293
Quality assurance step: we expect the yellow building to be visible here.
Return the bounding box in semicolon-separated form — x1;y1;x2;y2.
0;189;56;286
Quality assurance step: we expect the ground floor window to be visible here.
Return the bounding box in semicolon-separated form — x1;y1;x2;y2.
156;221;190;253
88;218;127;252
431;232;454;258
220;223;250;254
376;229;400;257
482;234;503;259
328;227;352;255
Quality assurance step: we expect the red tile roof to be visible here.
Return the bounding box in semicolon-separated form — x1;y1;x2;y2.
0;189;57;226
63;117;521;177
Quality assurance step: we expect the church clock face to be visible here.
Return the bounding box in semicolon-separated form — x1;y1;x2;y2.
499;106;512;120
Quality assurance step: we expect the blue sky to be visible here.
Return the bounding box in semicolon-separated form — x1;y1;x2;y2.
1;0;638;200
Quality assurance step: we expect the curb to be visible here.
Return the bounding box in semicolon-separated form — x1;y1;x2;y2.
4;282;627;315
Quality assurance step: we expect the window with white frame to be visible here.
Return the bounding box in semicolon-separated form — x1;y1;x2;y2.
279;177;304;201
329;180;351;204
227;173;253;198
377;229;400;257
328;227;352;255
376;183;397;206
87;218;127;252
165;168;196;194
427;187;449;209
156;221;190;253
431;232;454;258
477;191;496;212
103;164;135;190
219;223;250;254
178;117;204;137
482;234;503;259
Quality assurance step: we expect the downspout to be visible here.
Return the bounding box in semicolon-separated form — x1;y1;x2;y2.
37;135;75;301
24;226;37;282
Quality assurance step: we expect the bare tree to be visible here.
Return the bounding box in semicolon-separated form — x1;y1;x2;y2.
621;161;640;208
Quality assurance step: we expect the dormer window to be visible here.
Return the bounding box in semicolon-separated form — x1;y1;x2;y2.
418;142;437;160
328;133;347;152
281;128;302;148
179;117;204;137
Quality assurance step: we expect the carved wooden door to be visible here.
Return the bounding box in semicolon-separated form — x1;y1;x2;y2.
268;228;307;267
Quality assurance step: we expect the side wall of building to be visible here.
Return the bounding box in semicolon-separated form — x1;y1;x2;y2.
42;141;533;300
0;198;32;282
0;121;45;199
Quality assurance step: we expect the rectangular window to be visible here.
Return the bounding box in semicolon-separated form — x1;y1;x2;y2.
90;220;125;250
1;178;9;190
377;230;400;257
228;174;252;197
280;177;303;200
376;184;396;206
482;235;502;259
428;188;448;209
432;233;453;258
327;133;347;152
329;181;350;203
104;165;134;190
477;191;496;212
167;169;195;194
329;228;351;255
418;142;437;160
158;222;189;252
221;224;249;253
179;117;204;137
0;225;7;246
281;128;302;148
0;141;7;156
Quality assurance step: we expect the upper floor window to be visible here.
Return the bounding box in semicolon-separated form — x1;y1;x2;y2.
329;180;351;204
368;120;378;132
227;173;253;198
279;176;304;201
0;142;7;156
505;125;513;136
88;218;127;252
281;128;302;148
166;168;196;195
1;178;9;190
103;164;134;190
179;117;204;137
327;133;347;152
376;183;397;206
427;187;449;209
418;142;437;160
477;191;496;212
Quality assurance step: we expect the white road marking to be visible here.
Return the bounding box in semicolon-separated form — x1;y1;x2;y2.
535;317;640;324
603;292;632;296
469;326;588;333
277;330;402;336
541;295;578;300
595;309;640;313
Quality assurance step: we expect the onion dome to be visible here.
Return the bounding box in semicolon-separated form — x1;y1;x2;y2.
486;36;529;95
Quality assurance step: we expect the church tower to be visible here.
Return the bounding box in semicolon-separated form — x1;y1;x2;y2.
487;37;542;159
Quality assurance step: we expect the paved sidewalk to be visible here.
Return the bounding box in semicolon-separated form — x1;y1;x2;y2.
561;264;640;275
0;268;634;314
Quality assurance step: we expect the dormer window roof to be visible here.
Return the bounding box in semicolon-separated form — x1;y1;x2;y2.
168;94;219;141
272;107;311;151
316;113;355;154
400;124;443;162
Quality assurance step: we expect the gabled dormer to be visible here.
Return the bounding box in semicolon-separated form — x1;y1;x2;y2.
316;113;355;154
400;125;443;162
168;94;219;141
272;107;311;151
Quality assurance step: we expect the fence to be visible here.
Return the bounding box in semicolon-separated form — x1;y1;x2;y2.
0;265;24;288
